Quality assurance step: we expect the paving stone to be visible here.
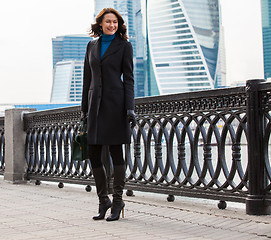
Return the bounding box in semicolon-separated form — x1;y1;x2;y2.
0;178;271;240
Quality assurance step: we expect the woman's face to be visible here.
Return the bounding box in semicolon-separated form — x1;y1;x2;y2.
100;13;118;35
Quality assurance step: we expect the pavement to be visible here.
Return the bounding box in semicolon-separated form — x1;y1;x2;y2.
0;176;271;240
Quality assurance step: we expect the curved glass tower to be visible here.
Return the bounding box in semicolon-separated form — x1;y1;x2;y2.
146;0;219;95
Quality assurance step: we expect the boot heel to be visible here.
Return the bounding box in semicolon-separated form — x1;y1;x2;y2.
106;202;125;221
122;207;124;218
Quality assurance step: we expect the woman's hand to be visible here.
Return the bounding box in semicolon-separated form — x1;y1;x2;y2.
127;110;136;128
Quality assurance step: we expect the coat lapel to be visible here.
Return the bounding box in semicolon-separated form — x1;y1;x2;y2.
101;36;122;61
91;38;101;62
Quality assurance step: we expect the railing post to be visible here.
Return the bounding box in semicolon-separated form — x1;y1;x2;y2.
245;79;270;215
4;108;36;183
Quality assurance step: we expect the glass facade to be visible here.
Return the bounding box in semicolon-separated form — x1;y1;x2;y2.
182;0;219;81
51;35;92;103
52;34;91;69
51;61;84;102
145;0;219;95
134;0;148;97
262;0;271;79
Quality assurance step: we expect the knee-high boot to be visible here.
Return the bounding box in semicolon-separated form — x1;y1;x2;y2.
92;167;112;220
106;165;126;221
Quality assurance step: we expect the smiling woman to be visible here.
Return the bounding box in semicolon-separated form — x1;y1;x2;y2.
89;7;128;41
81;7;135;222
100;13;118;35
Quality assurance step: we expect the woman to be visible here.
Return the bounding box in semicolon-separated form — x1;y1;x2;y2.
81;8;136;221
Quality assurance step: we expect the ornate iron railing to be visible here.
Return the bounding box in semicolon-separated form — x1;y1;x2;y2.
130;86;250;203
0;117;4;175
23;106;96;185
23;80;271;214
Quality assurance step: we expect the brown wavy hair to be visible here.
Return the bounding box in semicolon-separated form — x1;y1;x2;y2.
89;8;128;41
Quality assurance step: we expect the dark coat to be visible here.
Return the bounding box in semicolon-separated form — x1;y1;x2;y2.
81;35;134;145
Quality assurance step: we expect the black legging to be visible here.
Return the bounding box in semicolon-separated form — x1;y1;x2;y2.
88;144;124;169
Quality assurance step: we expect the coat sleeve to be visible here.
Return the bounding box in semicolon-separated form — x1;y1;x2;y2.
122;41;135;110
81;41;92;113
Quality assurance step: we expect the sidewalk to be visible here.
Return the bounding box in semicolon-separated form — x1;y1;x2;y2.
0;177;270;240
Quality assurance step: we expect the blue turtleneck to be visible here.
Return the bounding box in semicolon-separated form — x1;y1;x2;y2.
100;33;115;58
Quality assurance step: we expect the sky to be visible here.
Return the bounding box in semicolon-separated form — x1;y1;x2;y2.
0;0;264;104
220;0;264;84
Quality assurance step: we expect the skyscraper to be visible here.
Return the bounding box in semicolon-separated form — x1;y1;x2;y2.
52;34;91;69
143;0;220;95
134;0;147;97
51;34;92;103
262;0;271;79
51;60;84;102
216;24;227;87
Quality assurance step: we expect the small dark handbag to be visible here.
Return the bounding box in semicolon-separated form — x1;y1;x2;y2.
72;121;88;161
